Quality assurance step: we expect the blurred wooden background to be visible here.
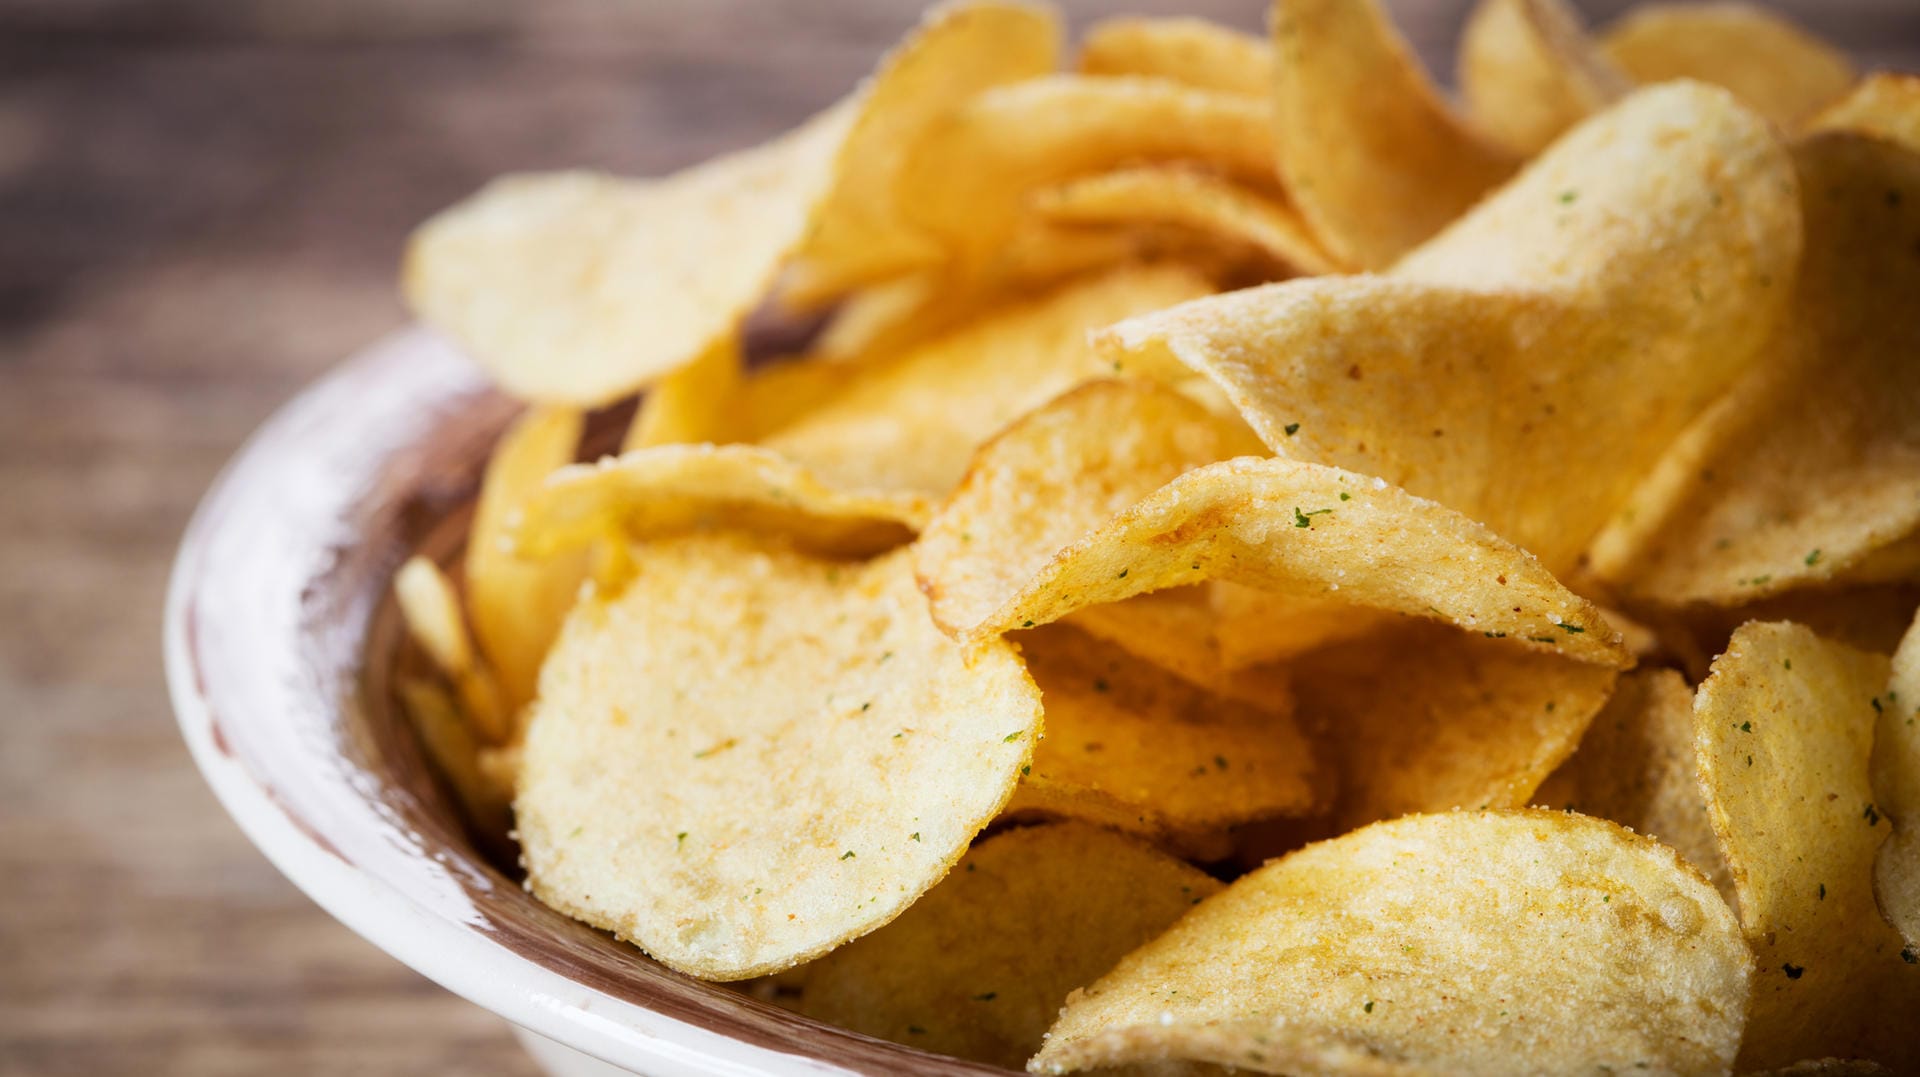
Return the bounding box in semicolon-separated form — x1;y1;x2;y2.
1;1;1915;1073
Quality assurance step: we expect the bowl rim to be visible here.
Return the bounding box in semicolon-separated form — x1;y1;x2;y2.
163;328;1007;1077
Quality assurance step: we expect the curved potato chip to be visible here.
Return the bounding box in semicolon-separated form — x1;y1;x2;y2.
1030;810;1750;1076
1532;668;1734;903
510;443;927;564
1103;82;1800;575
898;75;1279;268
1811;73;1920;148
516;536;1042;980
1296;622;1617;829
780;1;1062;308
1693;621;1917;1070
1459;0;1627;155
1005;624;1321;850
1603;2;1854;128
393;554;474;678
1075;16;1270;97
1873;610;1920;952
466;406;587;719
1062;587;1293;711
1207;583;1392;669
794;822;1221;1070
396;676;511;840
622;337;742;451
1269;0;1517;269
764;267;1212;497
1587;133;1920;605
1032;168;1337;276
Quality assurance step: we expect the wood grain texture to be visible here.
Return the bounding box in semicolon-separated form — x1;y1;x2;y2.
0;1;1913;1074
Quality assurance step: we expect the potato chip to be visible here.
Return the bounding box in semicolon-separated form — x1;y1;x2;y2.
763;267;1213;498
1075;16;1269;98
1458;0;1627;156
1532;668;1734;903
1603;2;1855;128
516;535;1042;980
794;822;1221;1069
1587;132;1920;605
1103;81;1800;575
465;406;587;719
393;554;475;679
1872;609;1920;952
897;75;1279;268
510;444;928;566
1693;621;1917;1070
1269;0;1517;269
1061;587;1292;711
1207;583;1392;669
1004;624;1321;851
621;337;742;451
1032;168;1336;277
1811;73;1920;148
1295;622;1617;829
396;676;511;839
1030;810;1750;1076
780;1;1062;307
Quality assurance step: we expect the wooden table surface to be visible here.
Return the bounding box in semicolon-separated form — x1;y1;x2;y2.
2;1;1914;1073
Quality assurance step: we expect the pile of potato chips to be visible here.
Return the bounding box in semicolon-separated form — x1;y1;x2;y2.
388;0;1920;1070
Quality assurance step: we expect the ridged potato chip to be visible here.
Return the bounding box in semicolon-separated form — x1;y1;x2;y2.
1032;168;1336;277
1075;16;1269;97
1270;0;1516;269
763;267;1212;498
621;338;742;451
1603;2;1855;128
1588;132;1920;605
1693;621;1917;1070
516;536;1042;980
1873;610;1920;953
1103;81;1801;575
1812;73;1920;146
1030;810;1750;1076
1459;0;1626;156
794;822;1222;1070
1533;668;1733;903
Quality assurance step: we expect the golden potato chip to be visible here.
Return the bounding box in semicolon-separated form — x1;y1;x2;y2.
780;1;1062;307
1295;622;1617;829
1603;2;1854;128
1004;624;1321;851
1075;16;1270;97
1207;582;1392;669
794;822;1222;1069
464;406;587;718
1032;168;1336;277
1269;0;1517;269
516;535;1042;980
393;554;474;678
404;102;853;405
621;337;742;451
726;354;868;442
396;676;511;839
1873;609;1920;952
1103;81;1800;575
1061;587;1292;711
1693;621;1917;1070
763;267;1213;497
510;444;928;565
1458;0;1627;155
1587;132;1920;605
1030;810;1750;1076
1811;73;1920;148
897;75;1278;268
1532;668;1734;903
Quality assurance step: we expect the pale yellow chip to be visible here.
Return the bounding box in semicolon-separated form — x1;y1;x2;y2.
1004;624;1322;851
396;676;511;839
621;337;742;451
404;102;852;405
1533;668;1734;904
794;822;1222;1070
1030;809;1750;1076
1032;167;1337;276
1061;587;1292;711
1459;0;1628;156
1872;609;1920;953
1207;582;1393;669
763;267;1213;498
510;443;928;565
1270;0;1517;269
1693;621;1917;1070
897;74;1279;269
1075;16;1270;97
393;555;474;678
1295;622;1618;830
1103;81;1801;576
781;1;1062;307
1603;2;1855;128
1588;132;1920;605
516;535;1042;980
465;406;587;719
1810;73;1920;148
